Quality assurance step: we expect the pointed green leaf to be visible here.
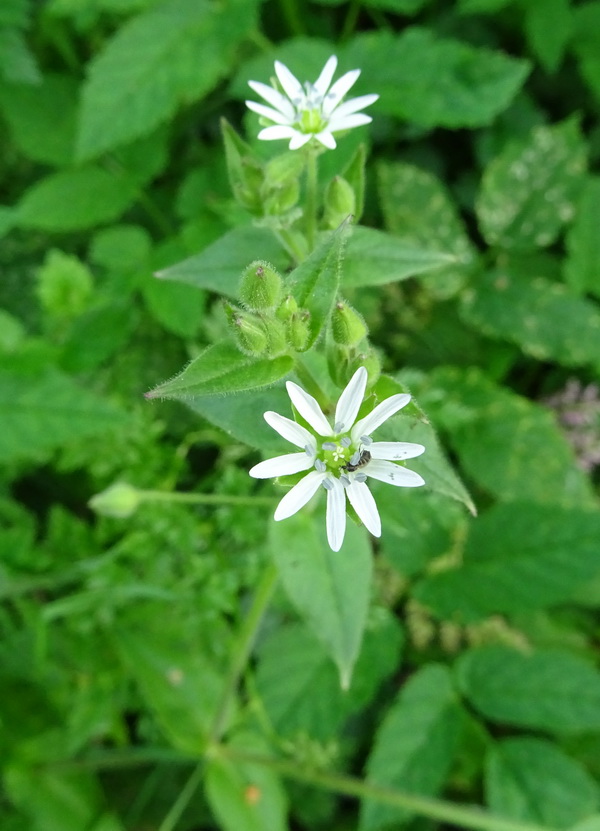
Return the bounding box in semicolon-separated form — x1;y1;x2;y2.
486;738;599;828
461;268;600;370
347;29;529;128
342;226;458;289
0;368;125;464
360;665;464;830
76;0;257;160
270;511;372;689
114;621;225;755
457;646;600;733
522;0;572;74
564;176;600;297
476;118;587;250
155;225;289;299
378;162;475;297
289;219;351;349
414;501;600;621
205;732;288;831
146;341;293;401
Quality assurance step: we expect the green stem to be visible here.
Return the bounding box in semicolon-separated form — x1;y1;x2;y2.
341;0;361;41
216;748;550;831
139;490;275;508
279;0;304;35
274;228;307;266
157;762;205;831
304;148;319;252
209;562;279;743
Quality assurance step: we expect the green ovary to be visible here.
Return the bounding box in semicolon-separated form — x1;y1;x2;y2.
298;108;326;134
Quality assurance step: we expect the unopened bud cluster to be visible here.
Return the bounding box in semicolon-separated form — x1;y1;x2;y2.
228;261;311;357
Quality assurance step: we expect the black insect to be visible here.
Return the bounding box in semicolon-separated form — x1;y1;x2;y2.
342;449;371;473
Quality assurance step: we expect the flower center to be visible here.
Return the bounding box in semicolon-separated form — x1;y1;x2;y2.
297;107;327;135
317;437;359;475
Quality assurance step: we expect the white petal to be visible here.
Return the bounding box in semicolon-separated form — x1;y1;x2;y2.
274;470;326;521
257;125;298;142
245;100;291;125
314;130;336;149
247;80;295;119
346;480;381;537
369;442;425;461
328;113;372;132
335;367;367;433
352;394;411;440
326;476;346;551
274;60;303;102
286;381;332;436
289;132;313;150
313;55;338;97
322;69;360;116
249;452;314;478
264;411;316;451
331;94;379;119
365;460;425;488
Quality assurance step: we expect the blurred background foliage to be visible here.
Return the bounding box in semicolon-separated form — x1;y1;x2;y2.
2;0;600;829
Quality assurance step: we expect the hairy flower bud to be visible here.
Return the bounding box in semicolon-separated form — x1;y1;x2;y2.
239;261;283;312
286;310;311;352
323;176;356;230
331;300;367;346
276;295;299;322
225;302;268;355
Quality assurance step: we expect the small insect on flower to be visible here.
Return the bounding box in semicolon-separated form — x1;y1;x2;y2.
245;55;379;151
249;367;425;552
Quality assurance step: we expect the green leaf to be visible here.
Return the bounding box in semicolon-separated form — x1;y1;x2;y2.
377;162;475;298
76;0;257;160
16;166;137;231
571;3;600;102
205;732;288;831
476;119;587;250
414;501;600;622
0;28;40;84
522;0;572;73
146;341;293;400
342;226;458;289
60;301;137;372
458;0;513;11
289;219;350;349
269;511;372;689
461;268;600;370
255;613;403;741
142;277;205;338
564;177;600;297
0;368;125;464
360;665;464;830
347;28;530;128
486;737;599;828
0;73;77;165
114;620;225;755
457;646;600;733
156;225;289;299
415;366;596;507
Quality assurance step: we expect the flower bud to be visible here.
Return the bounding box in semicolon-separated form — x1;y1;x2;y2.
89;482;142;518
323;176;356;230
263;179;300;215
239;261;283;312
331;300;367;346
221;118;264;214
276;295;299;322
286;310;311;352
225;302;269;355
263;318;288;356
349;348;381;388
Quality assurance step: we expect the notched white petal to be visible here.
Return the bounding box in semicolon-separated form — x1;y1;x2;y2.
366;460;425;488
352;393;411;440
335;366;367;433
368;441;425;461
346;480;381;537
249;452;314;479
326;476;346;551
323;69;361;115
257;125;298;141
314;55;338;96
289;132;313;149
274;60;303;101
264;411;316;450
245;100;291;125
328;113;372;132
274;469;326;521
286;381;332;436
247;80;295;119
315;130;336;149
332;94;379;119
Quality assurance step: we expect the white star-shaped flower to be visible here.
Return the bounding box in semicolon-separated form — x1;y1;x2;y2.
245;55;379;151
249;367;425;551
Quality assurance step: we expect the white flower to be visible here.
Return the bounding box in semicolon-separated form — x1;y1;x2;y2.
245;55;379;151
249;367;425;551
